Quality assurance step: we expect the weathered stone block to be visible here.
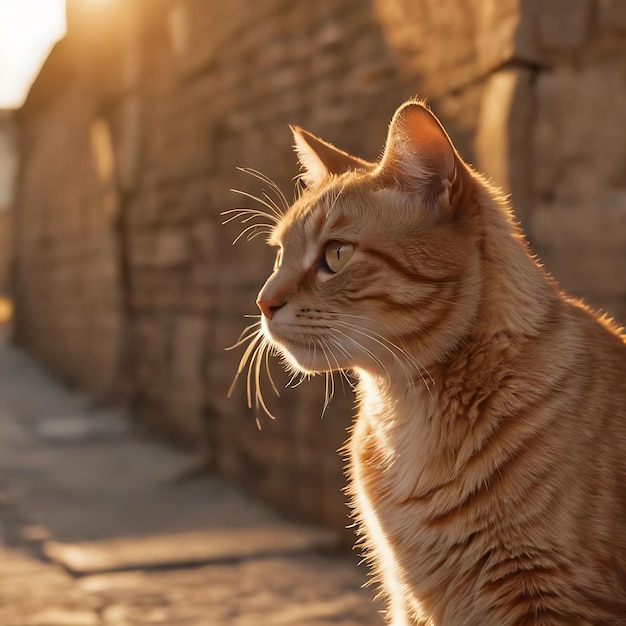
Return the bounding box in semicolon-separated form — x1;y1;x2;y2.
538;0;593;52
598;0;626;34
153;228;190;268
533;200;626;297
533;61;626;204
475;67;534;226
0;212;13;295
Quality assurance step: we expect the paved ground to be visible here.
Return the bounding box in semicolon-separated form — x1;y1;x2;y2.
0;332;383;625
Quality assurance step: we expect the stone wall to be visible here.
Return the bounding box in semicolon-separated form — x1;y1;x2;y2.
0;110;17;297
528;0;626;320
13;0;626;532
0;211;11;298
14;27;126;394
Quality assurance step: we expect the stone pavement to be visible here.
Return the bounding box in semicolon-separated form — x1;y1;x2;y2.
0;337;383;626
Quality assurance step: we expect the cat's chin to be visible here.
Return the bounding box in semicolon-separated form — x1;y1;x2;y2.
269;339;338;375
278;344;333;375
263;323;348;374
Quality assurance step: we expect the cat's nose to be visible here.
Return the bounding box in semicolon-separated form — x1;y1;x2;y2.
257;270;296;319
257;296;286;320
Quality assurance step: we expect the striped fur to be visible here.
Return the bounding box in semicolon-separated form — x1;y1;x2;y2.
248;101;626;624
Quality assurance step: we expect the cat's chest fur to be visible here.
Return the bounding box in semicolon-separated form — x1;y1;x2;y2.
352;375;439;504
348;372;501;624
348;380;444;616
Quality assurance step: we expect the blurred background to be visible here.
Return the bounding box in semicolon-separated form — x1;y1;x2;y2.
0;0;625;535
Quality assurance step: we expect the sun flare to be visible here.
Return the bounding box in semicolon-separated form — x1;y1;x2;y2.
0;0;66;109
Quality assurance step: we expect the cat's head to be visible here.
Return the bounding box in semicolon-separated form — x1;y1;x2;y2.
255;101;484;384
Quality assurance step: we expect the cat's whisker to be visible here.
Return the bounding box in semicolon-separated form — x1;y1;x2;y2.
235;331;264;376
227;330;264;399
323;371;332;416
221;207;280;225
237;167;290;212
254;340;277;420
333;321;425;394
222;207;277;245
357;327;429;395
220;209;254;224
246;339;266;409
317;338;336;415
264;343;280;398
238;214;270;225
332;314;436;391
246;228;272;242
248;340;268;430
225;321;277;418
319;334;349;396
285;370;302;388
330;327;393;387
225;321;263;351
230;188;283;222
261;191;285;219
326;335;357;390
330;312;401;339
232;223;273;245
246;340;265;413
288;361;311;388
320;336;342;391
225;331;261;352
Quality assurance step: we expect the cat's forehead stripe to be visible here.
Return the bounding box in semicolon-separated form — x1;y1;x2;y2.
303;203;326;239
302;191;353;240
277;186;352;250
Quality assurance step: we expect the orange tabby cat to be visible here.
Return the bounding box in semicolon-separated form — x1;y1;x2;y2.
240;100;626;624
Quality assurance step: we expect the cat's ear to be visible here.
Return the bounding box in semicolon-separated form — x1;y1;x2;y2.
377;101;456;198
291;126;375;188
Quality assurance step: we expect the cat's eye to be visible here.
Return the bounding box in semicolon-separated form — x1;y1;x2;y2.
324;241;354;273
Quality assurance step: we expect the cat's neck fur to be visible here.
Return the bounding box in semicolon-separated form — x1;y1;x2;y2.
353;177;559;498
458;171;557;342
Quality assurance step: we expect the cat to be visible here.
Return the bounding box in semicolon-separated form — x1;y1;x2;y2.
229;100;626;625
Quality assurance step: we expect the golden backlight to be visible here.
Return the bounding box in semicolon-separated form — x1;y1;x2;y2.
0;0;66;109
0;297;12;324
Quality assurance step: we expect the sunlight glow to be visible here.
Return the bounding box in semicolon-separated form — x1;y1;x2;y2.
0;0;67;109
0;297;13;323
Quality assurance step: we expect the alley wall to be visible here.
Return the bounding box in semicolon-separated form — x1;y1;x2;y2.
13;0;626;531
